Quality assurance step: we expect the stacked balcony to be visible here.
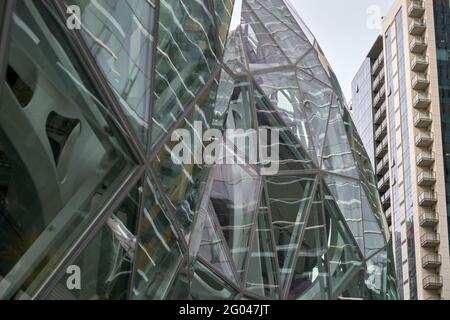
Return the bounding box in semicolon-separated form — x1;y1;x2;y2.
372;53;384;76
416;151;435;167
409;18;426;35
421;233;440;248
378;172;390;193
408;1;425;17
374;103;387;125
375;120;388;142
373;87;386;109
419;211;439;227
417;171;436;187
414;112;432;128
418;192;437;207
376;137;389;158
415;132;433;148
410;36;428;53
385;207;392;224
411;55;429;72
412;73;430;90
423;275;443;290
412;93;431;109
381;191;391;209
376;154;389;175
422;254;442;269
373;71;385;92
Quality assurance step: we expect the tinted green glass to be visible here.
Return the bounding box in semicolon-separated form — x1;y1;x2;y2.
151;0;220;146
132;175;183;300
48;185;140;300
0;0;133;299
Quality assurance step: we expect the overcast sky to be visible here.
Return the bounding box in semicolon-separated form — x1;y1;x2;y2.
289;0;395;102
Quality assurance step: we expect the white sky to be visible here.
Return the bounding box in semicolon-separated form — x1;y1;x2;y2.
289;0;395;102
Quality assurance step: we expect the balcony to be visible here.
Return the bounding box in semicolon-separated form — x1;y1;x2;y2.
376;138;389;158
421;233;440;248
414;112;432;128
417;151;435;167
412;73;430;90
373;72;385;92
374;103;387;125
373;87;386;108
376;155;389;175
423;275;443;290
415;132;433;148
411;55;429;72
419;212;439;227
412;93;431;109
385;208;392;224
375;121;388;142
422;254;442;269
378;172;390;193
409;18;426;35
418;192;437;207
417;171;436;186
408;0;425;18
410;36;428;53
372;54;384;76
381;191;391;209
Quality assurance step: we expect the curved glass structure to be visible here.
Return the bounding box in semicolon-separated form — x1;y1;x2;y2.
0;0;396;300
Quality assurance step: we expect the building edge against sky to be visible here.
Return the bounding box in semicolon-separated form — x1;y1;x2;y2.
0;0;396;300
352;0;450;300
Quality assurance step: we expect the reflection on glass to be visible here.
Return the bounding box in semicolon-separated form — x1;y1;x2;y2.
266;175;315;288
211;164;261;278
0;0;132;299
361;189;385;257
132;175;183;300
288;191;328;300
66;0;155;145
48;185;140;300
191;261;238;300
151;0;220;146
245;199;280;299
324;188;363;296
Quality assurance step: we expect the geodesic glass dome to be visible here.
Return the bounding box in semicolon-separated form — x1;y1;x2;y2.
0;0;396;300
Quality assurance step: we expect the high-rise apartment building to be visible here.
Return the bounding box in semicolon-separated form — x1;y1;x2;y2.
352;0;450;300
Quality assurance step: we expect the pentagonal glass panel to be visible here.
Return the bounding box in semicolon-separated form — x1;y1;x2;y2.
288;190;328;300
324;175;363;250
132;175;183;300
255;87;314;171
64;0;155;145
266;175;316;288
243;0;310;65
211;164;261;278
0;0;134;299
245;195;280;299
321;100;358;178
254;71;317;163
198;204;238;284
151;0;222;146
361;187;386;257
191;261;238;300
214;0;235;53
47;183;140;300
296;69;333;160
240;1;291;70
364;246;398;300
151;78;219;238
324;187;363;296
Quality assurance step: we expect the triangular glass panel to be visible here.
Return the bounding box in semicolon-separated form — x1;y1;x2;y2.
240;1;292;71
296;49;332;86
254;87;315;171
265;175;316;289
296;69;333;161
214;0;236;54
287;189;329;300
321;98;359;178
198;205;238;284
151;77;219;239
361;187;386;257
243;0;311;65
364;245;399;300
254;71;318;164
151;0;221;146
323;186;364;297
323;174;363;250
210;164;262;279
245;193;280;299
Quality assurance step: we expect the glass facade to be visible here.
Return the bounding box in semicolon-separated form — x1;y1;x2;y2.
0;0;396;300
